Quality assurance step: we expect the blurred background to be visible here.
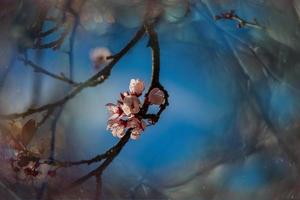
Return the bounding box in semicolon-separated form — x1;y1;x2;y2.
1;0;300;199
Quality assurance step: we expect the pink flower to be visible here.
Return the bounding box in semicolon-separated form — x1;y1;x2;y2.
90;47;111;68
106;103;123;120
127;118;146;130
107;119;126;138
105;78;155;139
129;79;145;96
148;88;165;105
127;118;146;140
130;130;141;140
121;95;141;116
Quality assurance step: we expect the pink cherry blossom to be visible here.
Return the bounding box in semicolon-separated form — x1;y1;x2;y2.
107;119;126;138
130;130;141;140
105;103;123;120
148;88;165;105
105;78;156;139
127;117;146;130
127;118;146;140
90;47;112;69
121;95;141;116
129;79;145;96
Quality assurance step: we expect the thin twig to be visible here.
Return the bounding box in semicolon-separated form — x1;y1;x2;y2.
201;0;300;176
19;58;79;85
34;20;72;50
215;10;265;30
37;108;55;128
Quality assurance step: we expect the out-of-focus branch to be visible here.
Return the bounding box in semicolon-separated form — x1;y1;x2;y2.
34;29;70;50
37;23;62;38
37;108;55;128
224;36;300;174
197;2;300;174
19;58;79;85
0;26;146;120
215;10;264;29
164;145;264;188
95;174;102;200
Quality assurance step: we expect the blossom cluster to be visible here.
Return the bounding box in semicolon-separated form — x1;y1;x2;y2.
10;150;56;178
106;79;165;139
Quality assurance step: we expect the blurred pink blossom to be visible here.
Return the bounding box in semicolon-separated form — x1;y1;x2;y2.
90;47;112;69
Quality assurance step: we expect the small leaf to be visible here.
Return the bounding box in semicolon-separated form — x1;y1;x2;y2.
20;119;37;146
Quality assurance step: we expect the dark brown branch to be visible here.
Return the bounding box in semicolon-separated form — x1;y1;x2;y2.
19;58;79;85
0;26;146;120
145;23;160;86
140;23;169;121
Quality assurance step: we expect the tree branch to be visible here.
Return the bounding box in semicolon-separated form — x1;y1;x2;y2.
0;26;146;120
141;23;169;122
47;23;169;199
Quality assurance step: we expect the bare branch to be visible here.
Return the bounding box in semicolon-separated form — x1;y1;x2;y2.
34;29;70;50
37;24;62;38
